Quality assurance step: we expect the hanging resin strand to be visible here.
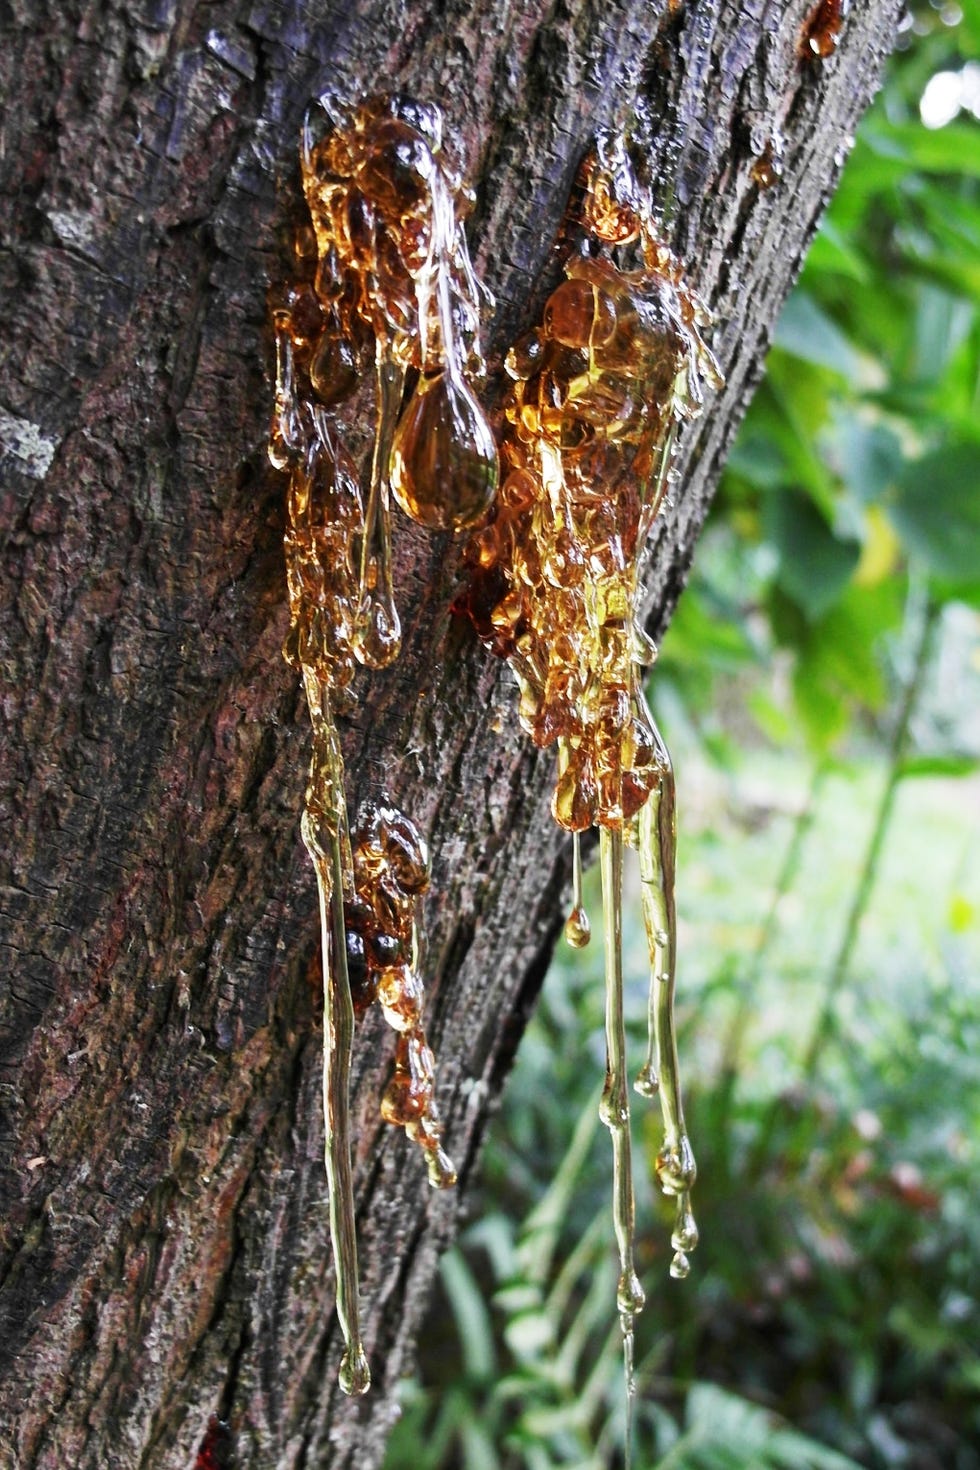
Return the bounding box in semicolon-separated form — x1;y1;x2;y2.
346;801;457;1189
634;715;698;1278
355;345;405;668
599;827;645;1435
391;250;498;532
274;395;369;1388
300;674;370;1394
565;831;591;948
456;129;722;1344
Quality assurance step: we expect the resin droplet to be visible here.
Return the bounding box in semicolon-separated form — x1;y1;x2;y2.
390;371;499;531
617;1270;646;1316
750;135;784;190
310;329;360;406
565;830;591;947
634;1063;659;1099
426;1146;458;1190
339;1346;371;1397
669;1250;691;1281
545;276;617;350
656;1133;697;1197
565;904;591;948
353;579;402;669
800;0;848;59
671;1204;699;1254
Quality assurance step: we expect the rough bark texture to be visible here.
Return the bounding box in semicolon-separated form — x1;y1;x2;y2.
0;1;899;1466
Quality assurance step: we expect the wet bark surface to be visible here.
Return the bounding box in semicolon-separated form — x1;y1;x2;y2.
0;1;900;1465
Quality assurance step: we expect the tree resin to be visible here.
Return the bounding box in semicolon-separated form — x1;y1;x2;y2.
269;92;497;1393
459;127;723;1402
800;0;849;60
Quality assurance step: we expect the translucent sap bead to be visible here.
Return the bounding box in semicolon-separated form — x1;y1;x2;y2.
426;1146;458;1190
564;903;591;948
552;762;597;832
671;1207;699;1254
339;1346;371;1396
376;964;424;1032
656;1133;697;1196
353;581;401;669
801;0;847;59
617;1270;646;1316
310;330;360;405
669;1250;691;1281
750;144;783;190
390;371;499;531
598;1092;630;1129
634;1064;659;1098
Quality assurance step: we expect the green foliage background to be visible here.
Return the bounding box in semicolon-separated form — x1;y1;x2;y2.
385;6;980;1466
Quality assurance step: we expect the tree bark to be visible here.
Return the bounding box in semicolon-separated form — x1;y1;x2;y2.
0;1;899;1465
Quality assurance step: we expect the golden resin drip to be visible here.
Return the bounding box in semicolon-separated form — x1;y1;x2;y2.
565;830;591;948
800;0;849;59
270;93;497;1393
598;827;645;1428
300;673;369;1394
356;347;405;669
634;713;698;1279
459;129;722;1361
347;801;457;1189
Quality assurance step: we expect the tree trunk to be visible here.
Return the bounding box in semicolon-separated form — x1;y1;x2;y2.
0;1;899;1465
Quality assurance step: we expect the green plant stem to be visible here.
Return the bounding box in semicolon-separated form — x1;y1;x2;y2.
800;599;940;1081
720;758;830;1083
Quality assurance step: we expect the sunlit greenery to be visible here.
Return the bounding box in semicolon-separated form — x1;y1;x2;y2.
384;7;980;1467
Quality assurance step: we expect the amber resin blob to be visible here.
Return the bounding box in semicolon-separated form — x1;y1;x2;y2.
459;128;723;1392
269;92;497;1395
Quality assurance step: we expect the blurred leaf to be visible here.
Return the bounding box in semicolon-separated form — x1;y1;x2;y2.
948;893;976;933
870;119;980;180
912;285;975;382
853;505;903;587
660;586;757;668
441;1251;498;1383
503;1310;555;1358
765;491;862;621
757;360;843;514
831;415;905;506
801;223;870;285
655;1384;866;1469
460;1418;502;1470
777;577;904;748
790;660;848;748
727;429;790;489
888;441;980;583
774;294;883;388
494;1283;540;1315
898;753;979;778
